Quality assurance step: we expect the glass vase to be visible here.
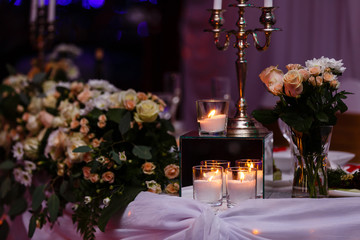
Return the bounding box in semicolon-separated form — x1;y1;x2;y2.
290;126;333;198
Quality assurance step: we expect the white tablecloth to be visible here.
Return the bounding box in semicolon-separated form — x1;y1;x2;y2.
9;191;360;240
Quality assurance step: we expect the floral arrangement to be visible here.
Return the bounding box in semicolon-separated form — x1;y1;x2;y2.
253;57;351;198
0;55;179;238
253;56;349;131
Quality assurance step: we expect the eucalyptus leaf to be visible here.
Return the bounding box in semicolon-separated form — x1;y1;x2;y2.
0;177;11;198
119;111;131;135
8;197;27;218
32;185;46;211
32;72;47;85
107;108;126;123
28;215;37;238
0;160;15;170
132;145;152;160
48;194;60;223
73;146;92;153
111;150;122;165
316;112;329;123
252;109;278;124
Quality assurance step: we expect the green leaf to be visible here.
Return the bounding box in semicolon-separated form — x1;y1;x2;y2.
0;177;11;199
19;93;30;105
316;112;329;123
337;99;348;113
119;112;131;135
88;108;103;119
132;145;152;160
0;177;11;198
8;197;27;218
252;109;279;124
32;72;47;85
28;215;37;238
32;185;46;211
0;160;15;170
60;180;76;203
98;186;143;232
73;146;92;153
48;194;60;223
107;108;126;123
111;150;122;165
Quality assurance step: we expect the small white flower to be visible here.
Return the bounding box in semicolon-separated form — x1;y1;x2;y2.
119;151;127;161
96;156;106;164
12;142;24;162
13;168;32;187
72;204;79;211
103;197;111;207
24;160;37;172
84;196;92;204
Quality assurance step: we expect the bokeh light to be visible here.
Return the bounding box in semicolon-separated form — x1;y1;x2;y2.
137;21;149;37
89;0;105;9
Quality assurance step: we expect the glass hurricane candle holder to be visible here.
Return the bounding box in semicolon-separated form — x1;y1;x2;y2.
201;160;231;198
192;165;223;206
196;99;229;136
225;167;256;208
236;159;263;198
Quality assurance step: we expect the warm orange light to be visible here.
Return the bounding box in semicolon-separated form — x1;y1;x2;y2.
127;211;132;217
240;172;245;182
252;229;260;235
207;109;216;118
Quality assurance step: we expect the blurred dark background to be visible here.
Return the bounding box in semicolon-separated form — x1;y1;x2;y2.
0;0;182;92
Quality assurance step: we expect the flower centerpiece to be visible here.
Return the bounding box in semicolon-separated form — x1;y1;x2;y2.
252;56;351;198
0;55;179;238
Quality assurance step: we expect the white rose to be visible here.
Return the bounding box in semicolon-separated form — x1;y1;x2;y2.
45;128;67;161
26;114;41;133
43;94;57;109
283;70;303;98
134;100;159;123
259;66;284;96
66;133;87;163
119;89;138;107
58;100;80;122
28;97;43;114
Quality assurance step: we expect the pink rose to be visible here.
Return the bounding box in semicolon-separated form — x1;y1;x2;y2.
298;69;310;80
164;164;180;179
90;173;99;183
38;111;54;128
91;138;101;148
142;162;156;175
285;64;302;70
259;66;284;96
101;171;115;183
82;166;91;180
165;183;180;195
97;121;106;128
330;80;340;89
98;114;107;122
80;125;90;135
80;118;89;126
70;119;80;129
283;70;303;97
83;153;93;163
124;100;136;111
316;76;323;86
77;87;92;103
323;72;334;82
137;92;148;101
308;66;321;76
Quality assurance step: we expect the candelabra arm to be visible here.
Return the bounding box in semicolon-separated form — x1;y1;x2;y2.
249;30;272;51
214;30;236;51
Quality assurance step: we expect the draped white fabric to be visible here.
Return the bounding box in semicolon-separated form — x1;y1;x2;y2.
10;191;360;239
117;192;360;240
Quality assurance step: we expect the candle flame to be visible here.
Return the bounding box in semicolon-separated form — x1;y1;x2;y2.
207;110;216;118
209;175;214;181
240;172;245;182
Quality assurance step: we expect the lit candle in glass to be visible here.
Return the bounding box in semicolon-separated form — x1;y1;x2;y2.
236;159;263;198
193;166;223;206
201;160;231;198
196;99;229;136
226;167;256;208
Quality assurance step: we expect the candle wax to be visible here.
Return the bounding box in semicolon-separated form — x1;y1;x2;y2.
213;0;222;9
257;170;263;196
264;0;273;7
227;179;256;204
193;179;222;203
198;114;226;132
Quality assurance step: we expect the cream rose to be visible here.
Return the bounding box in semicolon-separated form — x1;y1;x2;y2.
330;80;340;89
28;97;43;114
66;133;87;163
43;94;57;109
134;100;159;123
259;66;284;96
119;89;138;107
164;164;180;179
323;72;335;82
285;64;302;70
23;137;39;159
283;70;303;98
308;66;321;76
26;114;41;133
77;87;92;103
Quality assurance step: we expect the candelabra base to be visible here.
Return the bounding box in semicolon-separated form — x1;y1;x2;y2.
227;116;270;137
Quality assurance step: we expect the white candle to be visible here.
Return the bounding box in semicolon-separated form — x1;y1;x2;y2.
193;179;222;202
48;0;56;22
39;0;44;7
198;114;226;132
227;179;256;203
264;0;273;7
30;0;37;23
213;0;222;10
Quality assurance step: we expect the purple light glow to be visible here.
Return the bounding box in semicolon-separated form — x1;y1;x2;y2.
82;0;90;9
117;31;122;41
57;0;72;6
14;0;22;6
137;21;149;37
149;0;157;4
89;0;104;8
